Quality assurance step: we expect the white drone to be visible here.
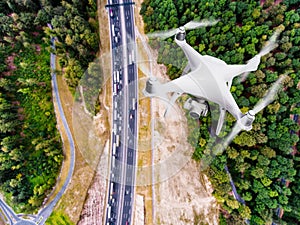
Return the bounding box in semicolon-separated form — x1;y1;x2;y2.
143;19;284;141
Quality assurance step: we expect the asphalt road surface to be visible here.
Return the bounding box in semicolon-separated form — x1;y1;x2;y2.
36;38;76;224
105;0;138;224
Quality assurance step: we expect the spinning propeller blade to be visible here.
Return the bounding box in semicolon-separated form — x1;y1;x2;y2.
148;19;219;40
239;30;280;82
147;29;177;40
252;75;285;114
258;30;280;57
184;19;220;30
222;122;242;150
216;107;226;136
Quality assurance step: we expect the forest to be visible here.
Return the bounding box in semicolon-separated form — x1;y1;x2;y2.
140;0;300;224
0;0;98;213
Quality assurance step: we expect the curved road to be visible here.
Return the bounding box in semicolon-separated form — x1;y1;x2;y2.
36;37;76;224
0;36;75;225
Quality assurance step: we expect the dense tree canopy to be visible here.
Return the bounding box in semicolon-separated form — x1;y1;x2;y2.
44;0;99;93
141;0;300;224
0;0;98;213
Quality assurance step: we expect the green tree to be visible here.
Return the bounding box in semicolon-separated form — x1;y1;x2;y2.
64;58;84;91
238;205;251;219
233;132;256;147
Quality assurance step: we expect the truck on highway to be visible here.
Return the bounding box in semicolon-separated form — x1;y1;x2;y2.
116;70;120;83
113;70;117;82
107;205;111;219
114;109;117;119
113;123;117;134
132;98;136;110
113;83;117;95
109;8;114;17
112;143;116;156
110;182;115;193
116;134;120;147
112;156;115;168
112;24;115;37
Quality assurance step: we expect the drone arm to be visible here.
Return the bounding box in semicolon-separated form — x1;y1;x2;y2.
214;78;234;135
143;78;184;117
224;55;261;81
175;39;203;71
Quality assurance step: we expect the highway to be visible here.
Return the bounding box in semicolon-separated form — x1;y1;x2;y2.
105;0;138;224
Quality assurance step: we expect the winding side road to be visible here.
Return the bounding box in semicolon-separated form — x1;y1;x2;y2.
36;38;76;224
0;36;75;225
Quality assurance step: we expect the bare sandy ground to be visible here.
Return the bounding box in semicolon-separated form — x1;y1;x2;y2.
148;54;219;225
152;98;219;225
134;1;219;224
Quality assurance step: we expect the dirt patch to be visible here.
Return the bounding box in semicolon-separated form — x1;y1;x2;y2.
77;142;109;225
76;0;111;224
148;71;219;225
50;74;97;224
75;90;111;225
133;0;219;224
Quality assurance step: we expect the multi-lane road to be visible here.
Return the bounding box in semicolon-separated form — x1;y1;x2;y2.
105;0;138;224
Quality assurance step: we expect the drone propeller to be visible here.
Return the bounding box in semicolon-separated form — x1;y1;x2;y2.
184;20;220;30
221;75;285;150
252;75;285;114
147;19;219;40
258;30;280;57
239;30;280;82
222;122;241;150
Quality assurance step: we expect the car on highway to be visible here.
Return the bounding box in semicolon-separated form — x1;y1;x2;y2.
106;2;137;225
129;113;134;119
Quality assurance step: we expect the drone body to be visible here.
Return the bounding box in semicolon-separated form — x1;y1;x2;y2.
144;22;283;138
144;26;267;135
